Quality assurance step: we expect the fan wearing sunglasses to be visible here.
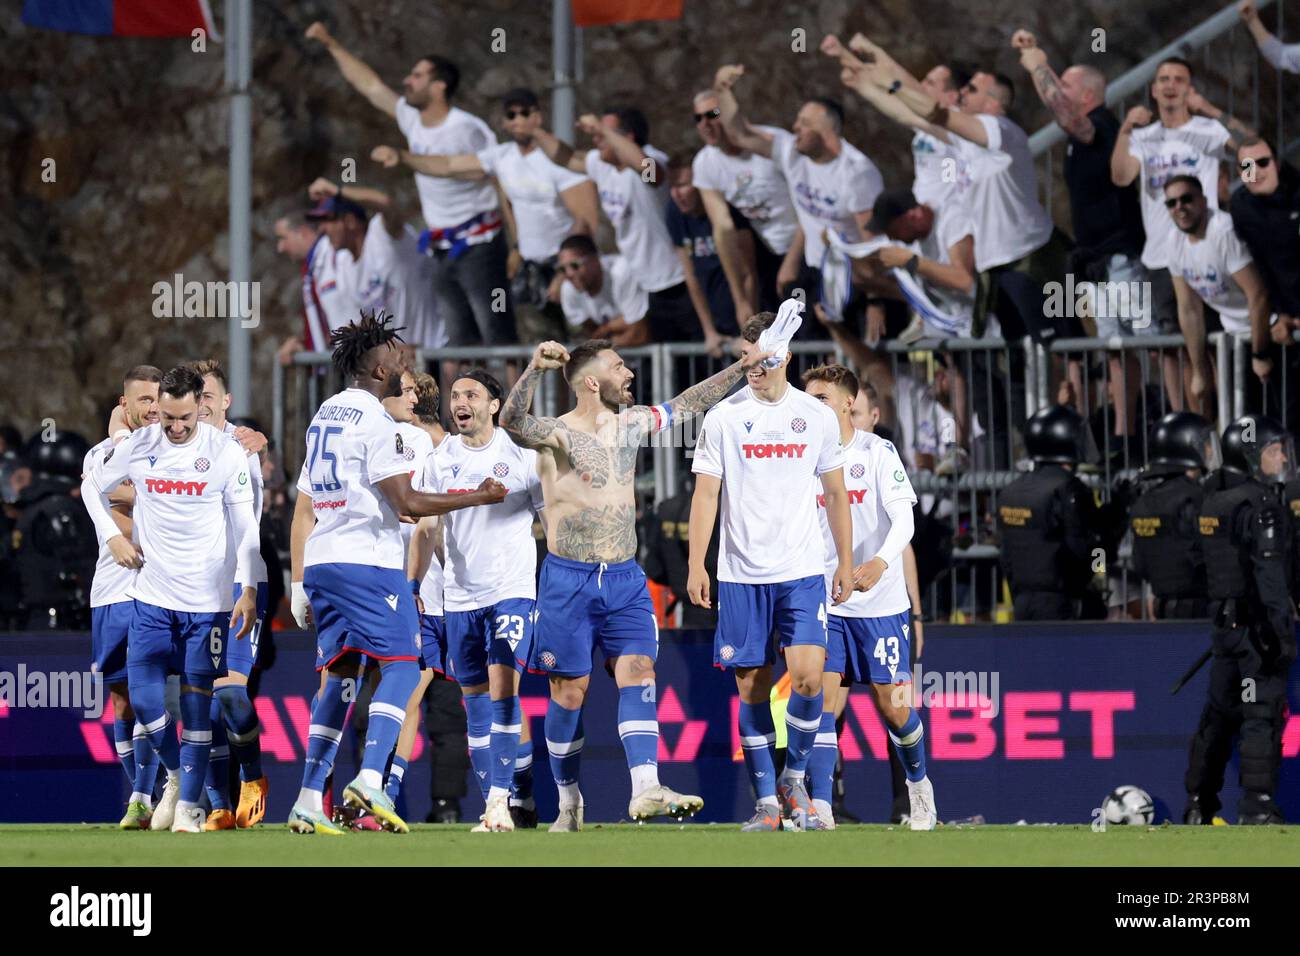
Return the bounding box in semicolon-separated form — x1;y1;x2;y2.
371;89;600;345
1165;174;1275;416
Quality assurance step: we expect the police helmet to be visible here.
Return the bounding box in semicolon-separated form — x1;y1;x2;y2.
1148;411;1220;473
1025;405;1087;465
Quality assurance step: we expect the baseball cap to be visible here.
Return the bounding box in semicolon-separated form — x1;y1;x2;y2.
867;187;920;234
305;195;369;222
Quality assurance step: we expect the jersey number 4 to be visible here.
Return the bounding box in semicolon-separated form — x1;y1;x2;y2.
306;425;344;493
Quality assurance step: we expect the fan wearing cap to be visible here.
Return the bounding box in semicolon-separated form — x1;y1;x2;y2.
995;405;1105;621
1127;412;1218;620
1186;414;1296;825
372;87;600;345
304;178;443;355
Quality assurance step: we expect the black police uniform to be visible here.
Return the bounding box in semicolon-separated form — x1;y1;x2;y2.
1283;477;1300;602
1185;469;1296;823
998;464;1103;620
1129;473;1207;619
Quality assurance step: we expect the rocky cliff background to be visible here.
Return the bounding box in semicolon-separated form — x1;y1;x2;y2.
0;0;1276;444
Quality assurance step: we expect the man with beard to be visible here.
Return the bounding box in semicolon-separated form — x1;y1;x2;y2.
373;87;599;344
306;21;515;346
500;336;777;828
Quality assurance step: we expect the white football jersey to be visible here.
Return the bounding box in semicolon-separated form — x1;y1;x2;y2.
83;437;135;608
817;430;917;618
425;427;542;611
88;422;253;613
692;385;845;584
222;421;268;586
395;420;435;564
295;388;413;572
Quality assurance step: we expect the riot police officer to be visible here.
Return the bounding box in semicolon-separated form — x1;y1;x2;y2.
997;406;1104;620
1129;412;1217;619
1185;415;1297;825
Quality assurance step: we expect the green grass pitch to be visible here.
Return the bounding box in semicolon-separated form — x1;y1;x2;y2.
1;823;1295;866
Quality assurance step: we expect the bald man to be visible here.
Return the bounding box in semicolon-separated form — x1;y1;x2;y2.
1012;30;1149;452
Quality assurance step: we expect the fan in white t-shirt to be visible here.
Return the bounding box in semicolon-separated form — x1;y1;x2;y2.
555;235;649;345
714;65;883;274
532;110;704;343
1163;176;1274;413
372;88;600;267
1111;58;1249;273
305;178;445;350
305;22;516;347
690;88;799;318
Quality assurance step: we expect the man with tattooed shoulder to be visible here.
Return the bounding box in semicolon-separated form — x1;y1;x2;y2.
500;337;771;829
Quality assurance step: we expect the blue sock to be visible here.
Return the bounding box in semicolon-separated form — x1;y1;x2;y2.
128;662;178;773
808;711;838;802
301;674;350;796
464;692;493;802
545;700;584;805
617;684;660;792
359;661;420;791
112;717;135;783
216;685;263;782
178;677;215;805
511;738;534;803
385;754;408;803
782;690;823;777
205;695;231;810
130;721;161;804
737;701;777;801
489;696;522;796
889;709;927;782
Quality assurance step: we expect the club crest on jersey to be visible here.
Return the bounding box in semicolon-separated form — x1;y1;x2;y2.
791;418;807;433
402;446;415;461
743;421;754;433
539;651;557;669
195;458;210;473
493;462;509;478
720;644;736;661
850;463;865;478
395;434;404;455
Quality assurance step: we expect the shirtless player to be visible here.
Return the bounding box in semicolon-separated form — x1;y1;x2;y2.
501;337;772;830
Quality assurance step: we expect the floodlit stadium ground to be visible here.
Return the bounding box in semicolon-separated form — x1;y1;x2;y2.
2;823;1295;866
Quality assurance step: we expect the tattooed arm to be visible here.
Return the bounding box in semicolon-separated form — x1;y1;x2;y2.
1013;31;1095;144
501;342;571;450
621;347;774;438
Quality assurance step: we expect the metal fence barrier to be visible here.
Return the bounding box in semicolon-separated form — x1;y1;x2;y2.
272;326;1292;623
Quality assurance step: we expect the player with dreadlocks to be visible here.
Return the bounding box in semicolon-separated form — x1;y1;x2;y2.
287;311;508;835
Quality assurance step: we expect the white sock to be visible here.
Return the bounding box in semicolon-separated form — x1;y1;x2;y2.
557;783;582;808
167;768;180;785
359;768;383;790
177;800;198;814
629;764;660;797
487;785;510;802
297;787;323;813
780;767;805;783
759;795;779;811
130;791;152;808
812;798;834;821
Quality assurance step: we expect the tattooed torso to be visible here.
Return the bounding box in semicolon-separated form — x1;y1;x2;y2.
536;409;648;563
501;356;750;564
